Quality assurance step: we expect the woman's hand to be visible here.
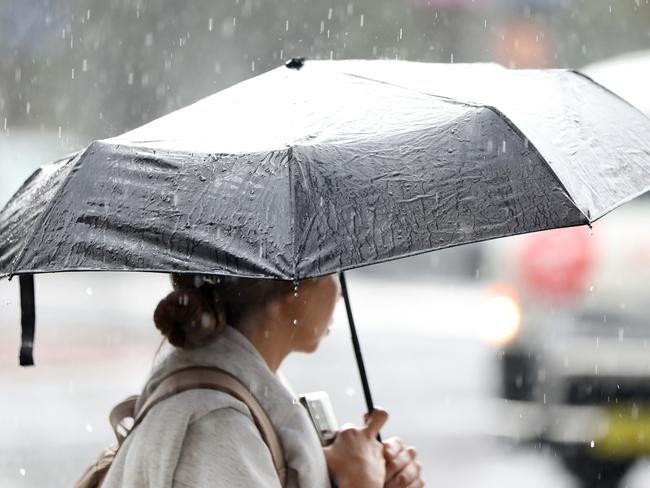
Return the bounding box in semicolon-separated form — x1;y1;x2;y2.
323;409;388;488
382;437;424;488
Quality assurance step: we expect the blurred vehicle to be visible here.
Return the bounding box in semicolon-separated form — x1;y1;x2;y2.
484;51;650;488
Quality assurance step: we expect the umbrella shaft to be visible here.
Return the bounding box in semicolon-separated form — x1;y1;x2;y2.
339;272;381;442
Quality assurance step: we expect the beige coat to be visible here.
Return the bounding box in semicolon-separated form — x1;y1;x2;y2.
102;326;331;488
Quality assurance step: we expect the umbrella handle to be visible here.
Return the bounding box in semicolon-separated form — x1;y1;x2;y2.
19;274;35;366
338;272;381;442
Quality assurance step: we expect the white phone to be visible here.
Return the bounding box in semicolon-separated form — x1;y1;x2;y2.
299;391;339;446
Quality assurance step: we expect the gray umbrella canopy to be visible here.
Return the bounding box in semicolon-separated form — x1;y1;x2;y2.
2;59;650;281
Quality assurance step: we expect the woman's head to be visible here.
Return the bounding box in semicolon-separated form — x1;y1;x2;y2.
153;273;340;353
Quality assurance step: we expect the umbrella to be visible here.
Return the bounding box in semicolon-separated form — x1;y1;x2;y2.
3;58;650;418
582;49;650;116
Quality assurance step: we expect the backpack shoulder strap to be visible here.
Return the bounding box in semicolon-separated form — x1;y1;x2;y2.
135;366;287;487
109;395;138;445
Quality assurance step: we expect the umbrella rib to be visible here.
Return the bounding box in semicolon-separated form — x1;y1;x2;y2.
337;71;589;223
479;104;590;224
8;149;86;276
286;146;298;280
338;71;485;110
570;69;650;122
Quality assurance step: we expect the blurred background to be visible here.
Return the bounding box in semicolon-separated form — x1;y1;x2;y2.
1;1;650;486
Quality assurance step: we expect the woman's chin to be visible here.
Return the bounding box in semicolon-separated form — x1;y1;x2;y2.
303;333;328;353
302;340;321;353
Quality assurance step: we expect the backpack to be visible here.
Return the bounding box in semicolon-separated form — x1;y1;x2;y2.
74;366;287;487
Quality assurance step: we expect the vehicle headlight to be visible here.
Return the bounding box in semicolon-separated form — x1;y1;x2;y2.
480;285;521;345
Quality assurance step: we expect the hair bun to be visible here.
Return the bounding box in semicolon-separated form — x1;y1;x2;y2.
153;288;225;349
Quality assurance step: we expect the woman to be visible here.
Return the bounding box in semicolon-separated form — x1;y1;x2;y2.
103;273;424;488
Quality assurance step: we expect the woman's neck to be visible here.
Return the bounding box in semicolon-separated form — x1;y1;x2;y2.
235;314;293;373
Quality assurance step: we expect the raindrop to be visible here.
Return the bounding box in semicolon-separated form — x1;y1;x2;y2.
328;7;333;20
320;21;325;33
399;28;403;40
3;117;6;131
82;59;88;72
285;20;289;31
208;17;213;31
345;386;355;397
25;102;30;115
293;319;298;326
128;72;134;85
502;140;507;153
450;52;454;63
589;285;594;292
58;126;62;138
590;440;595;448
85;287;93;296
71;68;75;79
360;14;364;27
145;33;153;46
251;60;255;72
19;468;26;477
86;423;93;433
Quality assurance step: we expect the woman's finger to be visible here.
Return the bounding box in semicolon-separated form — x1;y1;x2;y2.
383;436;405;461
386;459;421;488
363;408;389;439
385;448;412;480
406;479;425;488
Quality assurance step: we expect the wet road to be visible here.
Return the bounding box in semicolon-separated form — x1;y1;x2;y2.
1;272;649;487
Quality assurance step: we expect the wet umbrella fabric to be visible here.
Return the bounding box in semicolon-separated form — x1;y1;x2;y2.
2;60;650;408
2;60;650;281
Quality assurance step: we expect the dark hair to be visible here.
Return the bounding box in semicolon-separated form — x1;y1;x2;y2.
153;274;294;349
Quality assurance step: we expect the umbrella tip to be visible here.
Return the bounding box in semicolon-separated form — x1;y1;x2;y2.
285;57;306;70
